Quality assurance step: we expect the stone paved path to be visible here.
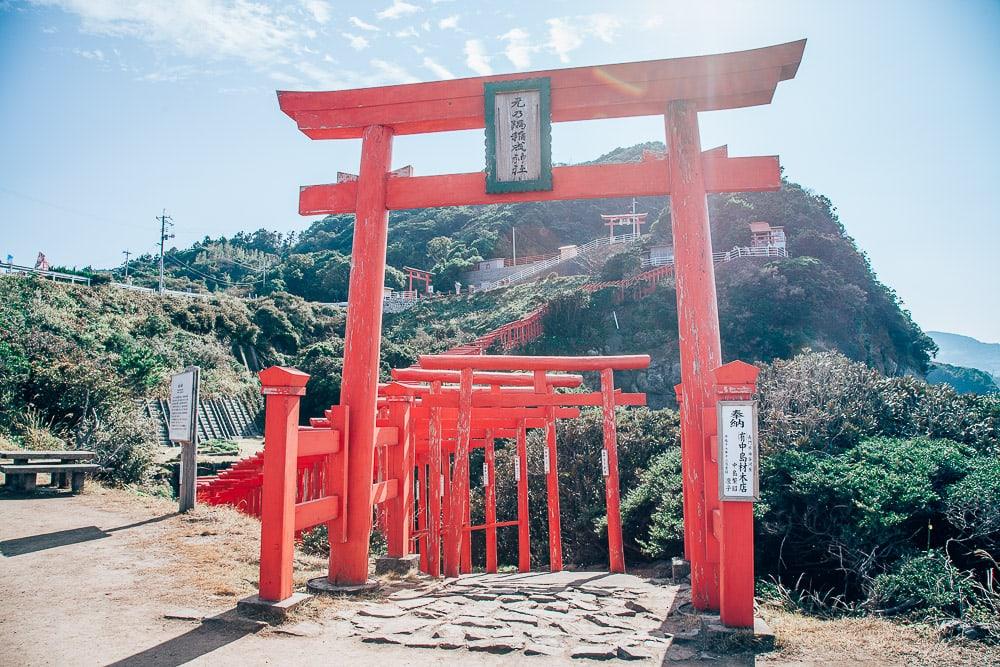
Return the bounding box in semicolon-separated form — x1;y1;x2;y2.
333;571;698;661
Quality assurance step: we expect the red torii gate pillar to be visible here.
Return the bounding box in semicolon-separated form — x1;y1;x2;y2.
327;125;394;584
667;101;723;610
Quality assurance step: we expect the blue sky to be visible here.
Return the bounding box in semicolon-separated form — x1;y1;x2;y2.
1;0;998;342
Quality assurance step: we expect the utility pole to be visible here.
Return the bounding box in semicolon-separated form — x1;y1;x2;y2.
122;250;132;284
512;226;517;264
157;209;174;293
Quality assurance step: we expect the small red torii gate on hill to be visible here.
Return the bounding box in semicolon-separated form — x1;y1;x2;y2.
258;40;805;628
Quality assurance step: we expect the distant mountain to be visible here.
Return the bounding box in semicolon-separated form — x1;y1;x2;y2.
928;331;1000;379
926;362;998;395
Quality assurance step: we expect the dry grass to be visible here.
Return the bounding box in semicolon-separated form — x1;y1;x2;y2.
79;485;327;609
760;607;999;666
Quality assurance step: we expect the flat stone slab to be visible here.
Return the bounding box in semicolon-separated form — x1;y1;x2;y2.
237;593;312;622
306;577;380;596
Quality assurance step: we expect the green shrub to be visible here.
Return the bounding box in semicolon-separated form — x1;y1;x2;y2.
868;550;975;618
945;456;1000;549
74;402;158;487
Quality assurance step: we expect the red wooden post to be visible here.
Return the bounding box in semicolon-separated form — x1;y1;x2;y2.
327;124;395;585
485;430;498;574
666;100;723;610
715;361;759;627
446;368;473;577
544;404;563;572
461;472;472;574
258;366;309;602
385;400;413;557
600;368;625;573
417;458;428;572
442;451;456;577
427;381;442;577
516;420;531;573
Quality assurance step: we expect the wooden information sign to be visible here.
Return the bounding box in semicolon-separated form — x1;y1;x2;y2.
485;78;552;193
717;400;759;501
169;366;200;512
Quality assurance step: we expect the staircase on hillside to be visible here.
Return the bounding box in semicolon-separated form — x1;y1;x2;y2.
145;395;262;446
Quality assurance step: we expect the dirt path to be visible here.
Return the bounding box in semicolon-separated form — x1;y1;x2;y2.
0;489;517;666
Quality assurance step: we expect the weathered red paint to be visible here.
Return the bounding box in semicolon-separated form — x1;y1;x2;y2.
715;361;760;628
327;124;394;585
600;368;625;573
666;100;723;610
277;40;805;138
484;431;498;574
299;156;780;215
258;367;309;602
544;402;563;573
516;420;530;573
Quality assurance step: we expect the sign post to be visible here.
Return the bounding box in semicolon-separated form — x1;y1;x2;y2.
169;366;200;513
714;360;760;627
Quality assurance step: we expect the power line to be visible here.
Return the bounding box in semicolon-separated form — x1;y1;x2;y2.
164;253;265;287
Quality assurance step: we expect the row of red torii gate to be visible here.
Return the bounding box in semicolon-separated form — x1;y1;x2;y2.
230;39;807;629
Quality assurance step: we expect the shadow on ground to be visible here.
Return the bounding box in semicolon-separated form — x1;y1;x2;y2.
0;513;177;557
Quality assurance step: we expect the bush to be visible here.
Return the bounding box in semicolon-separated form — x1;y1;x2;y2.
868;550;975;618
74;402;158;487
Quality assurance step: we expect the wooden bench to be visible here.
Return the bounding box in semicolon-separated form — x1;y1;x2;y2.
0;451;98;493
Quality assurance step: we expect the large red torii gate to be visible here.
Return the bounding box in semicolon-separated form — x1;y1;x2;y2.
274;40;805;628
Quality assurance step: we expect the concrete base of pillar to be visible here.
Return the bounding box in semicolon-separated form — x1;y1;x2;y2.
236;593;312;622
306;576;380;596
671;556;691;582
701;615;775;652
375;554;421;577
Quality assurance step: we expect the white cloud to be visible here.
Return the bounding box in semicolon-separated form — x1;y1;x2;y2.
499;27;532;69
301;0;331;24
438;14;459;30
41;25;59;33
349;16;379;31
544;14;621;63
342;32;370;51
31;0;302;66
376;0;421;21
294;61;346;88
587;13;622;43
463;38;491;76
395;26;419;38
421;20;431;31
369;59;419;84
422;56;455;80
74;48;104;60
546;18;583;63
642;14;664;30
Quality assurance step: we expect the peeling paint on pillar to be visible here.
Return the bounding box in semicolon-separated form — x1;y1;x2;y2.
666;100;723;610
327;124;394;585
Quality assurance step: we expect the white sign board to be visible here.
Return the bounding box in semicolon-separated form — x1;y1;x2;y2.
718;401;759;501
168;367;199;443
493;89;542;184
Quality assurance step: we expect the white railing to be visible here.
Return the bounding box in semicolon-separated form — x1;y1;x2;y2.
1;262;91;285
480;232;642;291
713;245;788;262
110;282;212;300
640;245;788;268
